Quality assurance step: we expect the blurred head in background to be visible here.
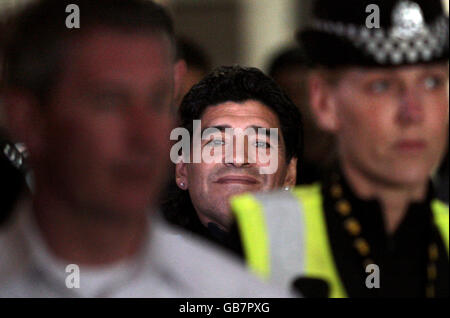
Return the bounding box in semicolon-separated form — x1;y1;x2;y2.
174;36;212;107
268;47;336;184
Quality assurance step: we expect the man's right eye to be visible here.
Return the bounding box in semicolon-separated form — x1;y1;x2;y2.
96;96;121;110
207;139;225;147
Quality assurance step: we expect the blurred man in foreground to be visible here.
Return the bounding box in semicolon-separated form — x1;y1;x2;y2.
0;0;290;298
232;0;449;297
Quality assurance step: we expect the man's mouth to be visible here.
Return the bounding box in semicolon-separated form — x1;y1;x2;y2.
394;139;427;152
215;175;259;185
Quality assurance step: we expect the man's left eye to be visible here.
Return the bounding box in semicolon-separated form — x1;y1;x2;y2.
254;141;270;148
207;139;225;146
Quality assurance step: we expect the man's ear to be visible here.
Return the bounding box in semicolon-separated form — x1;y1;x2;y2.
283;157;298;187
175;160;189;190
2;89;45;157
308;74;339;133
173;59;187;105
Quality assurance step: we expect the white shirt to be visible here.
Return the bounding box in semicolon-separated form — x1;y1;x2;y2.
0;201;292;298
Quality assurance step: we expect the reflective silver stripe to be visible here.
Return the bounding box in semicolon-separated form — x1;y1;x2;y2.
253;191;306;290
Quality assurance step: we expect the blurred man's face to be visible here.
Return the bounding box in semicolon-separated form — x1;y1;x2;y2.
273;66;308;115
38;28;175;218
176;100;297;230
274;66;335;163
322;63;449;188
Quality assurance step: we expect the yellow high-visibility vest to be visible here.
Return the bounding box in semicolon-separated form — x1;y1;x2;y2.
231;184;449;298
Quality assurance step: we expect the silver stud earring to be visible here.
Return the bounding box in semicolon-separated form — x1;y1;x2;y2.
180;182;185;188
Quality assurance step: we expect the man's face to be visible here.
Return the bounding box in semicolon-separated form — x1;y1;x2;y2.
176;100;297;230
37;29;176;218
326;63;449;188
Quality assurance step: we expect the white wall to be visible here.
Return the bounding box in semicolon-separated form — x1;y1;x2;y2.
0;0;31;18
239;0;299;69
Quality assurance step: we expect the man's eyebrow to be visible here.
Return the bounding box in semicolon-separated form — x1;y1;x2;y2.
80;80;129;95
200;125;276;138
247;125;273;138
201;125;231;135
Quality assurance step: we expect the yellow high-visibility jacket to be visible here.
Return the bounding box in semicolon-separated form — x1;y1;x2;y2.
231;184;449;298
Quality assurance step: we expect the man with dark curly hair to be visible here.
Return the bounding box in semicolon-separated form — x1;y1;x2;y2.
162;65;303;252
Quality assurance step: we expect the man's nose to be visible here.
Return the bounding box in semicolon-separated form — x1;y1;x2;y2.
225;138;251;168
125;105;159;149
397;88;424;125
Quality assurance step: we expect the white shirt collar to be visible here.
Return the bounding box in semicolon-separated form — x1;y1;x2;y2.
12;201;157;297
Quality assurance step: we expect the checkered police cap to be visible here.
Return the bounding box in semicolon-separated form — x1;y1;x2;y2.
298;0;449;68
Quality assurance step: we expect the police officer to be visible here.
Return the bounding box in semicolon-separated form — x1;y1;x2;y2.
231;0;449;297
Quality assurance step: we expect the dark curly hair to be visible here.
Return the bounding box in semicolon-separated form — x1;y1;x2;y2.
161;65;303;234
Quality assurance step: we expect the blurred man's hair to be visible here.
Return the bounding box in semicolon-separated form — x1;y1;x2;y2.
268;47;307;78
2;0;175;104
176;36;211;75
179;65;303;163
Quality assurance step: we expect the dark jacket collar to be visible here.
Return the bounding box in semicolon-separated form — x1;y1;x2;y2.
323;163;435;239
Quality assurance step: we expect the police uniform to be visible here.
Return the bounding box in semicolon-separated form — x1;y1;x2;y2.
232;168;449;297
231;0;449;298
